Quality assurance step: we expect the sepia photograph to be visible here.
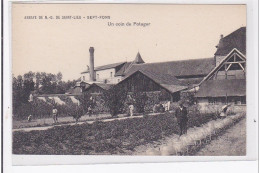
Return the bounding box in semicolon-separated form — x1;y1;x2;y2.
11;3;249;159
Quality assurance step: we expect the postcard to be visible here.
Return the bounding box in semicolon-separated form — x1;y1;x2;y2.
5;2;257;166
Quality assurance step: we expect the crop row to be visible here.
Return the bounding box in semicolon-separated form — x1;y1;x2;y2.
145;113;245;156
13;112;216;155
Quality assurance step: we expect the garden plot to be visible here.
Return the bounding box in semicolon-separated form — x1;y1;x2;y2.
138;113;245;156
13;112;215;155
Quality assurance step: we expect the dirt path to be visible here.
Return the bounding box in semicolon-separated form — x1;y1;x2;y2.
12;114;111;129
195;118;246;156
13;112;162;132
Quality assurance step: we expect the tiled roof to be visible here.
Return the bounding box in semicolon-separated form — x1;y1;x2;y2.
85;83;114;91
115;62;132;76
122;58;215;78
93;83;114;90
195;79;246;98
120;70;188;93
215;27;246;56
81;62;126;74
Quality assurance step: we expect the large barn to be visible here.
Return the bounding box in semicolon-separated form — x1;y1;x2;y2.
195;48;246;109
195;27;246;111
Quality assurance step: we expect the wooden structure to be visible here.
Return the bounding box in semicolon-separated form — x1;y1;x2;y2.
196;48;246;106
117;70;188;102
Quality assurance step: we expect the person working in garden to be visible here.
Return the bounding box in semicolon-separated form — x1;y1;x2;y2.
175;102;188;136
219;104;231;118
52;107;58;124
27;115;32;122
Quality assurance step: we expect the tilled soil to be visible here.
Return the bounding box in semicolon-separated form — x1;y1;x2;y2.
195;118;246;156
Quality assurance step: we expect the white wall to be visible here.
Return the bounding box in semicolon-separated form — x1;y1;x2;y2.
80;68;122;84
96;68;116;81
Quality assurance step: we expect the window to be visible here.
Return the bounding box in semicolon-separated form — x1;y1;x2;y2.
208;98;218;105
110;72;113;77
97;74;99;79
118;79;120;82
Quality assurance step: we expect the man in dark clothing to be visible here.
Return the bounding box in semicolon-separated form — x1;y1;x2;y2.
175;103;188;136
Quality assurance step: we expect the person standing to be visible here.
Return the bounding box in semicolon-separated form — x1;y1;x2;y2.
175;103;188;136
129;104;134;116
52;107;58;124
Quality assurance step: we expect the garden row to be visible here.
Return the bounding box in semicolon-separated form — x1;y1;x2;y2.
144;113;246;156
13;111;216;155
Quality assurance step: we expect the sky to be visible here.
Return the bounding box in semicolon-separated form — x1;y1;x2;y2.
12;4;246;81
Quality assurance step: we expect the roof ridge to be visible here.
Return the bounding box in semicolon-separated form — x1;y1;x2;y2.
222;27;246;40
131;57;214;66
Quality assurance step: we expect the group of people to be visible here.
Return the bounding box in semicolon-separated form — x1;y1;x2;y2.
152;101;171;113
174;102;232;136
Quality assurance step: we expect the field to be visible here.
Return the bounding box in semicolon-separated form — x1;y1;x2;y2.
13;112;215;155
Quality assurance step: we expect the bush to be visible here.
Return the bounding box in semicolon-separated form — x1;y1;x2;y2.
131;92;148;113
77;92;95;114
144;92;161;112
102;85;127;117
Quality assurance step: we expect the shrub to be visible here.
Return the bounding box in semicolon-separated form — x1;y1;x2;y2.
132;92;148;113
102;85;127;117
144;92;161;112
77;92;95;114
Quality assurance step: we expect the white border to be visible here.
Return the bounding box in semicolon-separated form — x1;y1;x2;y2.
3;0;258;169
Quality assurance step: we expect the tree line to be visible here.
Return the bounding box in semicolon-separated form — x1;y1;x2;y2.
13;71;78;115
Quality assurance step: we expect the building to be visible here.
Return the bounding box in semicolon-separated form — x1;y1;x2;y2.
80;47;145;84
84;83;114;94
77;27;246;105
195;27;246;110
120;57;215;87
117;69;188;101
214;27;246;66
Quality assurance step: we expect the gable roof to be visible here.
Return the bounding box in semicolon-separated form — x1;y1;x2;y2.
119;70;188;93
81;62;126;74
195;79;246;98
85;83;114;91
121;57;215;78
199;48;246;85
215;27;246;56
93;83;114;90
114;62;132;76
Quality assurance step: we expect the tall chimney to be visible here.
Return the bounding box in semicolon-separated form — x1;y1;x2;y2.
89;47;95;81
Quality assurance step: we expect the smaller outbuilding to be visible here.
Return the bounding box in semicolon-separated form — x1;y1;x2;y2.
84;83;114;94
117;69;188;102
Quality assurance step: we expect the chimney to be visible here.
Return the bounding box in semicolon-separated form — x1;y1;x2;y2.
216;34;224;48
89;47;95;81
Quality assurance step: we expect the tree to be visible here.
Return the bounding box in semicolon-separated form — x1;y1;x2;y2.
102;85;127;117
132;91;148;113
78;92;95;114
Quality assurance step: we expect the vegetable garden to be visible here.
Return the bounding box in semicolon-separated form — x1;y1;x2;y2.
13;111;221;155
